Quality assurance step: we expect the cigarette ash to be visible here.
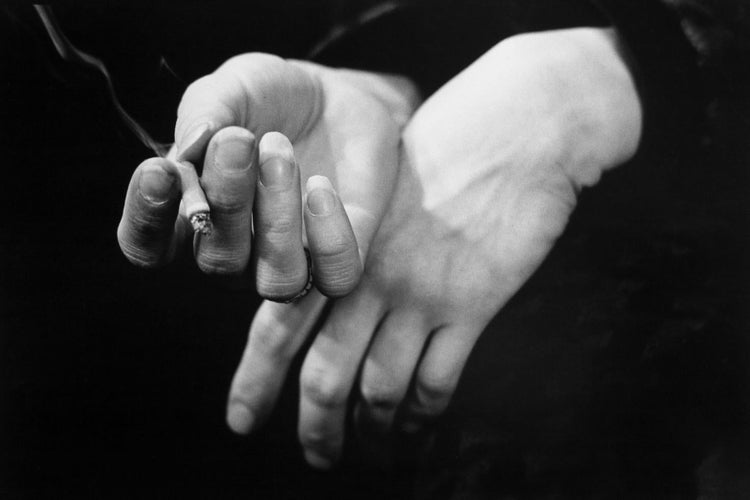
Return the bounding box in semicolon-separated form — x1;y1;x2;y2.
189;212;213;236
35;5;213;237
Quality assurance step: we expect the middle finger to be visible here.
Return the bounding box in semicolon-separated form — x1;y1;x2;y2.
195;126;256;275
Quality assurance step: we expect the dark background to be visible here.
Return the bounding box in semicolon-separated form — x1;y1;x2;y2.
1;2;749;498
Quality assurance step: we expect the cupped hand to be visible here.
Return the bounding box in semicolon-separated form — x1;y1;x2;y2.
227;27;642;468
117;53;419;299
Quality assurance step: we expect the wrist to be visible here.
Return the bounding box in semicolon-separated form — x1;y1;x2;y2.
400;26;643;214
501;28;642;188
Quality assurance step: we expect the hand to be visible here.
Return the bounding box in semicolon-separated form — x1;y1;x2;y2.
117;53;419;299
226;27;642;468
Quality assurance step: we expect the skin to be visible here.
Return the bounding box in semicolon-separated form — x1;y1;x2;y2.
228;28;642;468
119;28;642;469
118;53;419;299
117;54;418;456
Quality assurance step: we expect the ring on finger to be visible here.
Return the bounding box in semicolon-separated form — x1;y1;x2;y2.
283;248;313;303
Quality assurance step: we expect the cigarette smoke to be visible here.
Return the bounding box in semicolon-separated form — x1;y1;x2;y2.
34;4;171;157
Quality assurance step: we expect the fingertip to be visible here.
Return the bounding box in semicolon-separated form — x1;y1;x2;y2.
259;131;295;166
258;156;296;190
306;184;337;217
206;126;256;175
305;175;334;199
303;176;362;297
118;159;181;268
253;137;307;298
194;127;256;277
137;155;177;173
303;449;335;470
137;159;179;205
226;403;255;435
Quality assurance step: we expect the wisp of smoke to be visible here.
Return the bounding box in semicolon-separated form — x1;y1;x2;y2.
34;4;171;157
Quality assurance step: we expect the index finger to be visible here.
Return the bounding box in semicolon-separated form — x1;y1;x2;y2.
173;54;321;163
117;158;185;268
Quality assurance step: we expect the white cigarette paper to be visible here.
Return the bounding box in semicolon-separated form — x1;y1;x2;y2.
173;160;212;235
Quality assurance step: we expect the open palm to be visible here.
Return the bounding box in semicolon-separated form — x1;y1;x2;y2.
227;28;642;469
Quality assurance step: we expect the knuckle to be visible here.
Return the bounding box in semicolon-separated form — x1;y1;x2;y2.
360;380;401;411
178;76;220;119
177;75;241;134
256;215;298;241
206;191;252;215
220;52;286;74
181;74;213;102
250;323;292;360
301;366;348;410
313;237;353;259
416;372;455;409
212;124;254;144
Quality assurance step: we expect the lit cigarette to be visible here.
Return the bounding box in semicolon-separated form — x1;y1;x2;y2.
169;125;214;235
169;160;211;235
35;4;214;236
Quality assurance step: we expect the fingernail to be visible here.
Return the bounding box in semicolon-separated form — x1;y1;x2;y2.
305;175;338;217
214;133;254;173
307;188;335;216
226;404;255;435
259;132;295;165
259;157;294;188
177;122;213;161
139;164;175;204
304;449;334;470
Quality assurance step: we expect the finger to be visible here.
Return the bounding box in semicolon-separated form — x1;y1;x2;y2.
194;126;256;275
355;311;429;436
304;176;362;298
117;158;184;268
227;291;327;435
253;132;309;301
314;70;402;263
298;286;385;469
401;324;481;433
174;54;320;163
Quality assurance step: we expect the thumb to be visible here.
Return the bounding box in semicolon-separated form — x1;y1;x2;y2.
174;53;322;162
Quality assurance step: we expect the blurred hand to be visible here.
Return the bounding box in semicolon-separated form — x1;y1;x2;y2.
117;53;419;299
227;27;642;468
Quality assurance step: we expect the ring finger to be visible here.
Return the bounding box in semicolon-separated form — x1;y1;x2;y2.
298;285;385;468
253;132;309;301
355;310;430;436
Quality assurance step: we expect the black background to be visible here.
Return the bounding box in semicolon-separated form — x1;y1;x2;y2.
2;2;749;498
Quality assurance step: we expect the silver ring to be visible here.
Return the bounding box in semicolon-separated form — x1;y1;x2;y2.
283;248;313;303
